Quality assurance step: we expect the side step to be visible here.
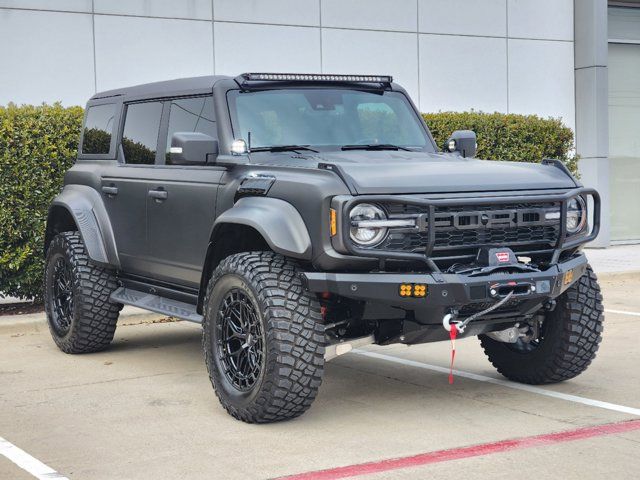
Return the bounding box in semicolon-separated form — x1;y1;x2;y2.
110;287;203;324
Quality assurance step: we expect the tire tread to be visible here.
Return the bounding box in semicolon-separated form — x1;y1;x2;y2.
45;232;120;353
202;252;325;423
480;266;604;384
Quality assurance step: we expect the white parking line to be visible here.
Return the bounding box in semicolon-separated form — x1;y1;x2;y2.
353;350;640;417
0;437;68;480
605;308;640;317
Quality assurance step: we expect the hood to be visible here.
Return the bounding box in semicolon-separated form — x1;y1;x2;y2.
310;151;577;194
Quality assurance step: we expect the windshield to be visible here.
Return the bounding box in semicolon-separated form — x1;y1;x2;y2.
227;88;433;151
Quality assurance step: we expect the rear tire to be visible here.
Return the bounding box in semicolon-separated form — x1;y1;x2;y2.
202;252;325;423
44;232;120;353
479;265;604;384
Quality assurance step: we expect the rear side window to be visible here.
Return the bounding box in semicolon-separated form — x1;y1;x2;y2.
122;101;163;165
82;104;115;154
165;96;216;162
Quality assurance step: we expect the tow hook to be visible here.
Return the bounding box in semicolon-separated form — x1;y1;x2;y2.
442;311;466;333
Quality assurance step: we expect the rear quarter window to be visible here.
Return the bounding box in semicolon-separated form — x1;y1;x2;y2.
82;104;116;155
122;101;163;165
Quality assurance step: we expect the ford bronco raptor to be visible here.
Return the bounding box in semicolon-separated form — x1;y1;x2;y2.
45;73;603;423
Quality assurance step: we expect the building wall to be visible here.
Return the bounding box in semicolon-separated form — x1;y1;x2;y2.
0;0;575;132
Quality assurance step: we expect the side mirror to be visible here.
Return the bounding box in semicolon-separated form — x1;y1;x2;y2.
169;132;218;165
445;130;477;158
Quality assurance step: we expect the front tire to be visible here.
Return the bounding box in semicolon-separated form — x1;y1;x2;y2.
44;232;120;353
480;266;604;384
202;252;325;423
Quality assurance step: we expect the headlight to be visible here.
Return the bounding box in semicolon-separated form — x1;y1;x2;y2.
566;196;587;234
349;203;388;246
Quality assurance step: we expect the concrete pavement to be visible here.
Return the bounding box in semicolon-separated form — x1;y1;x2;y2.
1;270;639;479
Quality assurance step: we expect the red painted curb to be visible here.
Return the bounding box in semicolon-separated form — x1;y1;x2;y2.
276;419;640;480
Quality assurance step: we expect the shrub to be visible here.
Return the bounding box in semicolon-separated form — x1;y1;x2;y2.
0;105;577;301
423;111;578;175
0;103;84;300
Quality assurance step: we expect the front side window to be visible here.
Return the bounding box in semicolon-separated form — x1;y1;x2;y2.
82;104;115;154
227;88;432;151
165;96;216;163
122;101;163;165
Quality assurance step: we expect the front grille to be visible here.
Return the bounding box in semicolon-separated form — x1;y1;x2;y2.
374;201;561;262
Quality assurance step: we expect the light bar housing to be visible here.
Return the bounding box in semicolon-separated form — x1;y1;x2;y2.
236;72;393;85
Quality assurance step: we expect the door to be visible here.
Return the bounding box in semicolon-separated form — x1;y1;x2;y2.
145;96;224;287
609;42;640;241
609;7;640;242
100;100;164;276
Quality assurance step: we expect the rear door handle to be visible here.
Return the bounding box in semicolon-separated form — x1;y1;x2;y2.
101;186;118;196
148;189;168;201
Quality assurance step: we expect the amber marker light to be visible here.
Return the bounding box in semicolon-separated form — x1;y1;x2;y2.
563;269;574;286
330;208;337;236
399;284;412;297
413;284;427;297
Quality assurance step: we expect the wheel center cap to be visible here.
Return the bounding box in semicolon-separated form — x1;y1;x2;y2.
242;333;254;349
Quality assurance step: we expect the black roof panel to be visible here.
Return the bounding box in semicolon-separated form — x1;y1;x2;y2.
91;75;232;101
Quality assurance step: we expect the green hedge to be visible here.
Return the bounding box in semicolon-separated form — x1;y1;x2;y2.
0;105;577;301
0;103;84;300
423;111;578;175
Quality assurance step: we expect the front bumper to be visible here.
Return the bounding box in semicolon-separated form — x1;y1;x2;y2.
302;253;589;343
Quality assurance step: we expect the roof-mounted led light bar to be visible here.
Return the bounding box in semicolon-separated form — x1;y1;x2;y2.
237;73;393;84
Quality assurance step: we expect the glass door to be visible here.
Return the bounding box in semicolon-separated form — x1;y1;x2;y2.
608;8;640;241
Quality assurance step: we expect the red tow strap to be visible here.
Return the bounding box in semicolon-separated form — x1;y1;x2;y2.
448;324;458;384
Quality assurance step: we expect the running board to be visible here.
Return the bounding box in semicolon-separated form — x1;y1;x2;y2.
110;287;203;323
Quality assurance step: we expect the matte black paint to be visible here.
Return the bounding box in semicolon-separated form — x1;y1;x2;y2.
46;74;599;345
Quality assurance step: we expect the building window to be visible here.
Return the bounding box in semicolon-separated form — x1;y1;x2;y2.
82;104;115;155
122;101;163;165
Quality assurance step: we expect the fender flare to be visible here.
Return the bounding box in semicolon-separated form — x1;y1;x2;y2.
212;197;312;259
46;185;120;267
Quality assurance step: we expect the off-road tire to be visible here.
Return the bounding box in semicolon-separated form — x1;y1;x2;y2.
202;252;325;423
44;231;120;353
479;265;604;384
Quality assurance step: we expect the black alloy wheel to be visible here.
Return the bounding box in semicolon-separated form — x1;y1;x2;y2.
216;288;265;391
50;256;74;336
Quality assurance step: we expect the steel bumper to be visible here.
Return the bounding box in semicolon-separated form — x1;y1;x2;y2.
303;254;587;307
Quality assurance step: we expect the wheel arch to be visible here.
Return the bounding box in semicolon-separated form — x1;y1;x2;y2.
45;185;119;268
197;197;313;312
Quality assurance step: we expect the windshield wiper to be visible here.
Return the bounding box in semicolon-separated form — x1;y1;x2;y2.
250;145;319;153
341;143;412;151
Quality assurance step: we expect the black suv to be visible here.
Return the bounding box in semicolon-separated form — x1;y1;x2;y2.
44;73;604;423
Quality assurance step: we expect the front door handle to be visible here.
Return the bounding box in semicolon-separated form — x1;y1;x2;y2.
101;186;118;196
148;189;168;201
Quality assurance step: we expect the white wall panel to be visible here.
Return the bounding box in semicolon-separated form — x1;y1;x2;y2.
0;9;94;106
419;34;507;113
322;29;419;101
419;0;506;37
322;0;416;32
0;0;91;12
94;0;211;20
215;22;320;74
508;39;575;130
94;16;213;92
508;0;573;41
214;0;319;26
